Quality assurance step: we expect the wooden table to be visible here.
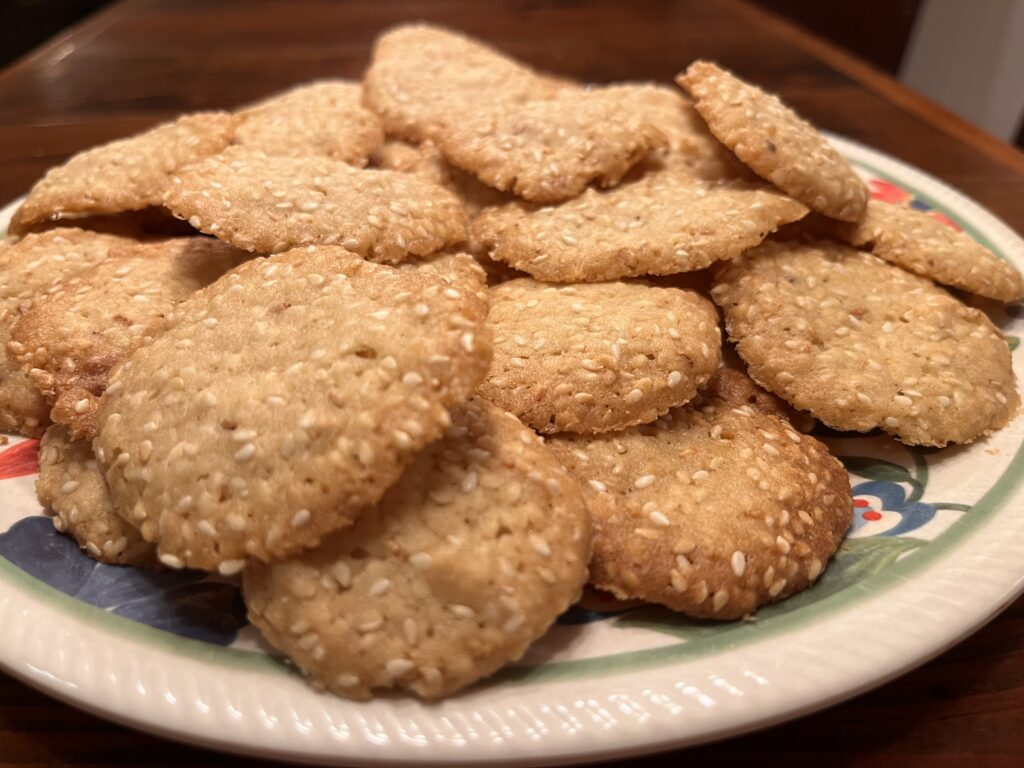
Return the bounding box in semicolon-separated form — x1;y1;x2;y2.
2;0;1023;764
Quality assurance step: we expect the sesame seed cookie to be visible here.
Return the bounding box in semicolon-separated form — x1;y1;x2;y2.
478;278;721;434
362;23;565;142
94;245;491;571
472;169;807;282
435;88;668;204
834;200;1024;302
0;229;135;436
9;237;251;441
601;83;754;181
163;147;467;262
37;425;156;566
10;113;238;234
678;61;868;222
711;239;1018;446
244;398;590;700
547;401;851;619
236;80;384;165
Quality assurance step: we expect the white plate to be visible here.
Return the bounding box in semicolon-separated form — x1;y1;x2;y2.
1;135;1023;766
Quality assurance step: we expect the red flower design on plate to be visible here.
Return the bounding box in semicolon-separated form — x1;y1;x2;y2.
869;178;910;204
929;210;963;233
0;439;40;480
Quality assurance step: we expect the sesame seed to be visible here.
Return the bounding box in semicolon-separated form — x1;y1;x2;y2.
159;553;184;569
393;430;414;449
234;443;256;461
588;479;607;493
409;552;432;570
666;371;683;387
386;658;415;678
369;577;392;597
712;589;729;612
529;534;551;556
625;388;643;403
331;561;352;587
807;557;823;580
336;674;359;688
731;551;746;577
226;513;248;531
635;474;656;489
197;519;217;536
218;559;245;576
449;604;475;618
893;395;913;407
358;614;384;632
357;442;375;466
61;480;80;494
776;535;791;554
73;398;90;414
291;508;311;527
649;510;670;526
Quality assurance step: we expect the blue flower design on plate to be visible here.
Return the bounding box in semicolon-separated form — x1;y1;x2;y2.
0;516;247;645
850;480;938;537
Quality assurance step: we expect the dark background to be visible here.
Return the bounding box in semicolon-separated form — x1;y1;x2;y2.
2;0;923;74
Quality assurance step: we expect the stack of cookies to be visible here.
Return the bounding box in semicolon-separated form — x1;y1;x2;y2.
2;23;1019;700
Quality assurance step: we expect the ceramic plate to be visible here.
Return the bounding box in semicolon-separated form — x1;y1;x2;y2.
0;135;1022;766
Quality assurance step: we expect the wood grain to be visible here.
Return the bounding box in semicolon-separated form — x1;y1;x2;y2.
1;0;1023;764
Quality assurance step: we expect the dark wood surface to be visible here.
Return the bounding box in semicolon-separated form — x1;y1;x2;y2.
2;1;1023;765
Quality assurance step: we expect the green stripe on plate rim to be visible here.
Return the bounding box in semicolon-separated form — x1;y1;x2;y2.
0;158;1021;688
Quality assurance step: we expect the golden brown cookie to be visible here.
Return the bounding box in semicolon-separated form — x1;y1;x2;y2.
711;239;1018;446
244;398;590;700
435;87;667;203
834;200;1024;302
9;237;251;440
163;147;467;262
362;23;565;142
94;245;491;571
37;425;156;567
548;401;851;619
478;278;721;433
472;168;807;282
10;113;238;233
678;61;868;222
236;80;384;165
0;229;135;436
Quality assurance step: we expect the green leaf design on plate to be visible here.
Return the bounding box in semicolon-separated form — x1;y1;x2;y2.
1008;336;1020;352
614;536;926;641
